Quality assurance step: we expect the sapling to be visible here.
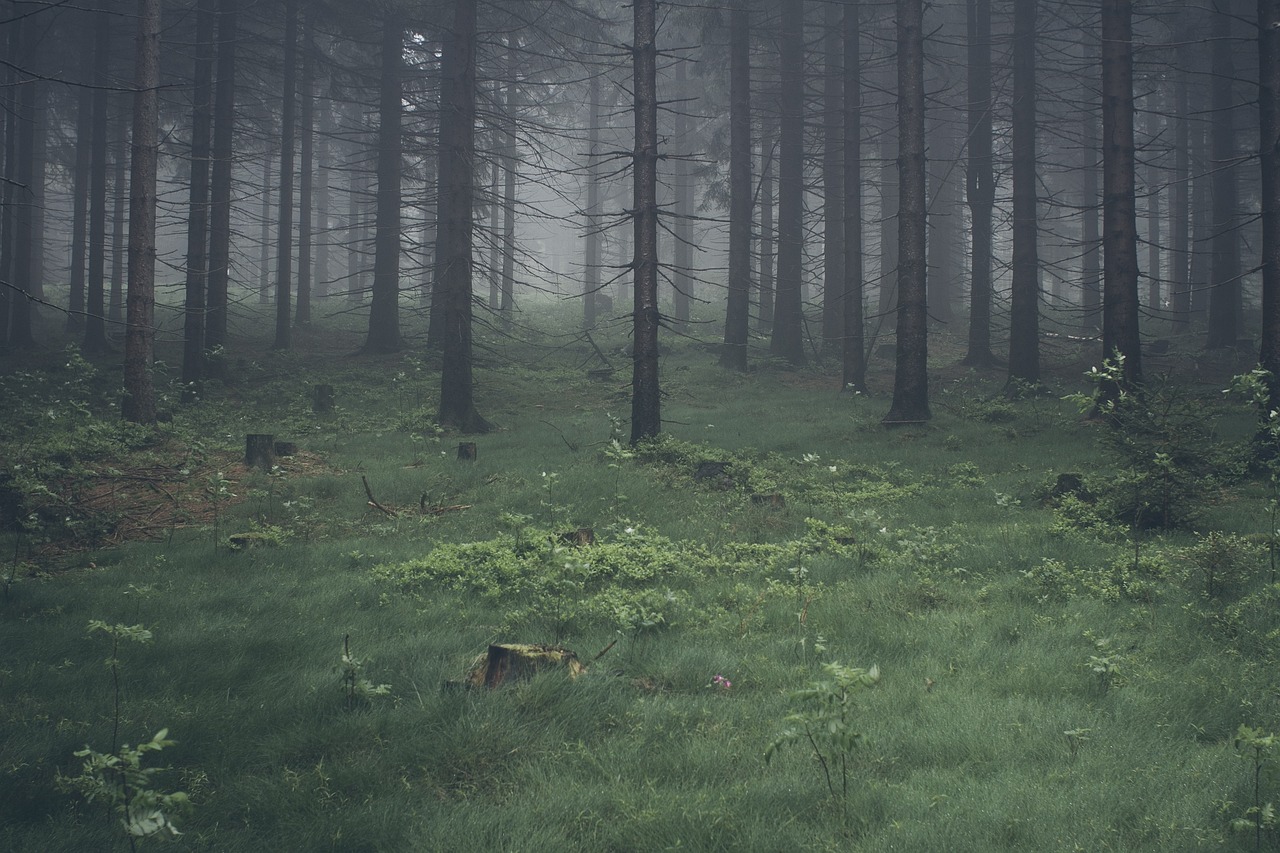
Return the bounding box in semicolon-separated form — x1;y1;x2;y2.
341;634;391;711
1233;724;1278;851
765;662;880;815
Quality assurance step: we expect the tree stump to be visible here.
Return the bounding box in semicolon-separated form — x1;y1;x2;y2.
457;442;477;461
559;527;595;547
751;492;786;509
273;441;298;457
245;434;274;471
465;644;585;689
313;384;335;414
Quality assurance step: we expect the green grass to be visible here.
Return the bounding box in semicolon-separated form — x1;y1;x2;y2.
2;302;1278;851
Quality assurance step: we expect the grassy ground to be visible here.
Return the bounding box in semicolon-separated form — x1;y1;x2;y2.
2;302;1278;851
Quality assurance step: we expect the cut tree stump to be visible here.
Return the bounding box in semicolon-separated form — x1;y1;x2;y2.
466;644;585;689
457;442;477;461
559;527;595;547
273;441;298;457
245;434;274;471
313;384;335;414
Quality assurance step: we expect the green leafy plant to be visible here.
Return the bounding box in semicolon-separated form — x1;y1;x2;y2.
340;634;391;711
765;662;880;813
1085;634;1124;694
1233;724;1278;850
1183;531;1260;599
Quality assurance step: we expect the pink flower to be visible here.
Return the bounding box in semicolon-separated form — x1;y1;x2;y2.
711;674;732;690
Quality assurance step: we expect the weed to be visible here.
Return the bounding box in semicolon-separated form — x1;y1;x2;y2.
340;634;391;711
1233;725;1278;850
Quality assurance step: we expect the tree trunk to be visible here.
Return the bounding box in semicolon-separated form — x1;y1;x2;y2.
7;22;36;350
272;0;299;350
365;11;405;352
722;3;752;370
123;0;161;425
821;0;844;358
584;72;603;330
1006;0;1039;388
757;119;775;332
110;104;127;325
771;0;806;365
500;38;517;328
672;60;692;333
1208;0;1241;349
67;23;94;333
182;0;215;382
842;0;866;393
437;0;489;432
1259;0;1280;400
83;6;112;354
1144;103;1162;314
315;88;331;300
1170;14;1192;327
205;0;237;355
295;9;315;326
630;0;661;442
259;153;272;304
884;0;930;424
1100;0;1143;398
963;0;995;365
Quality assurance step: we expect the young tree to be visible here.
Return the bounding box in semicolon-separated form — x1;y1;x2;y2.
884;0;930;424
123;0;162;424
721;1;752;370
631;0;661;442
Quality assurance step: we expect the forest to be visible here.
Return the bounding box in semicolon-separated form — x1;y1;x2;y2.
5;0;1280;849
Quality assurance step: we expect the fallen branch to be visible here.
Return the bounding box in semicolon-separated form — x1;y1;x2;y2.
361;475;397;518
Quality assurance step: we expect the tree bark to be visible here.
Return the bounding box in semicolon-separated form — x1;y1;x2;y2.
67;22;94;333
500;38;517;327
295;9;315;326
721;2;752;370
630;0;661;442
771;0;806;365
842;0;866;393
205;0;237;355
672;60;692;333
364;11;405;352
963;0;996;365
182;0;215;382
1100;0;1143;398
1207;0;1241;349
584;72;603;330
83;5;112;354
110;103;127;324
884;0;930;424
1260;0;1280;400
123;0;161;424
757;118;775;332
821;0;845;358
1169;13;1193;327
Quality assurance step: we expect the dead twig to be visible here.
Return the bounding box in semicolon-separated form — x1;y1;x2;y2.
361;475;397;518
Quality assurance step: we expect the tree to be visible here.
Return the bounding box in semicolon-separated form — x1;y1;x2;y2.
883;0;929;424
962;0;995;366
364;9;405;353
1260;0;1280;404
771;0;806;366
671;59;692;332
630;0;661;442
437;0;490;433
821;0;845;358
123;0;162;425
1006;0;1039;388
842;0;867;393
295;9;316;327
1207;0;1241;349
721;1;752;371
584;71;604;330
1099;0;1143;399
205;0;237;359
272;0;300;351
181;0;216;383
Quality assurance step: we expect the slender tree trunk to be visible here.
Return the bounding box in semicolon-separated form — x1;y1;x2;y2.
1144;103;1162;313
83;6;112;354
365;11;405;352
67;24;94;333
842;0;866;393
884;0;929;424
584;72;603;329
315;88;331;300
123;0;161;424
347;139;366;303
630;0;661;442
437;0;489;432
272;0;299;350
7;26;36;349
771;0;806;365
1100;0;1143;398
1007;0;1039;387
259;153;272;304
295;9;314;326
205;0;236;355
672;60;692;332
1190;115;1211;320
500;38;517;327
1170;17;1192;327
963;0;996;364
29;74;46;300
182;0;215;382
1260;0;1280;401
877;87;899;333
722;3;752;370
1208;0;1241;348
821;0;845;358
110;105;127;325
1079;35;1102;334
757;120;775;332
487;83;501;313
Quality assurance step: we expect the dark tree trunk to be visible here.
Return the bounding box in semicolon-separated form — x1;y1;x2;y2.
67;23;94;333
672;60;692;333
83;6;112;354
821;0;844;358
29;75;46;300
1079;35;1102;334
295;9;315;326
584;72;603;330
1207;0;1241;349
437;0;489;432
123;0;161;425
771;0;806;365
1006;0;1039;387
365;11;405;352
259;153;272;304
722;3;752;370
1144;104;1162;313
205;0;236;355
884;0;930;424
315;89;332;300
500;38;517;327
1100;0;1143;398
181;0;215;382
630;0;661;443
110;104;127;324
842;1;866;393
757;120;775;332
1170;16;1192;327
963;0;995;365
1190;115;1211;320
272;0;299;350
7;25;36;350
1260;0;1280;398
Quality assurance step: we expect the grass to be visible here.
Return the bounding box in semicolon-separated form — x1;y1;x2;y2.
2;300;1279;850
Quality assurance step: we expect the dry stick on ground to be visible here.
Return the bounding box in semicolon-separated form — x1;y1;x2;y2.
361;475;396;517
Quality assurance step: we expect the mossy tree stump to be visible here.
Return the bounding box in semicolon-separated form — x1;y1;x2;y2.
457;442;477;461
245;434;274;471
466;644;585;689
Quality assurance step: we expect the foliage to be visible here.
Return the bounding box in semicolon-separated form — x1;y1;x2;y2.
1182;531;1262;599
765;663;881;811
340;634;391;711
1233;725;1279;850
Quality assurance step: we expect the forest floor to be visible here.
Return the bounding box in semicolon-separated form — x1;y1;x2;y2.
2;302;1278;851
